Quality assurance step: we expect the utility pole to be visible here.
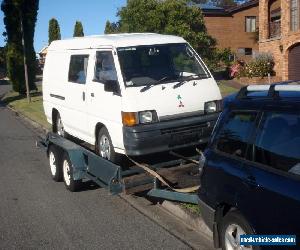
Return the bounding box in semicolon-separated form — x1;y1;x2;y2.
20;11;31;103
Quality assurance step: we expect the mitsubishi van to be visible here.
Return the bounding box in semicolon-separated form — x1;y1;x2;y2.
43;33;222;162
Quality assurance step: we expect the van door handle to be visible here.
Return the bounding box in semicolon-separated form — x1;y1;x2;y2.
82;91;85;101
91;93;94;97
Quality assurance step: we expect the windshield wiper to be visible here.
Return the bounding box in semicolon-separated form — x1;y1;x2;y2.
173;74;209;89
140;76;170;92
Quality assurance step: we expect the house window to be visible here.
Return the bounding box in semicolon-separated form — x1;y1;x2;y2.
245;16;256;32
245;48;253;55
291;0;299;31
237;48;253;56
269;0;281;38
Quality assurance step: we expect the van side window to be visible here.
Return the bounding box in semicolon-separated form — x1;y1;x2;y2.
215;112;257;158
68;55;89;84
94;51;117;83
253;112;300;175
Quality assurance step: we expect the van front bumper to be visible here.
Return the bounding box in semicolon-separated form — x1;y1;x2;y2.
123;112;219;156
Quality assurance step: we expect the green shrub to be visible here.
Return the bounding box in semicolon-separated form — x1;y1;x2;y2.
206;48;235;73
237;53;274;78
217;48;234;67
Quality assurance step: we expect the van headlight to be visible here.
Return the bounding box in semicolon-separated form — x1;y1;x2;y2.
122;110;158;126
139;111;155;124
204;100;222;114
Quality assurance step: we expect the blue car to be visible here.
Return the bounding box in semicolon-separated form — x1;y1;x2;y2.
198;82;300;250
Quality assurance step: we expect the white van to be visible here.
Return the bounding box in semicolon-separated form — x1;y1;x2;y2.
43;33;222;162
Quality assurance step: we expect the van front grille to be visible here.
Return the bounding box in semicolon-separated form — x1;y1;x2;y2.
161;122;210;135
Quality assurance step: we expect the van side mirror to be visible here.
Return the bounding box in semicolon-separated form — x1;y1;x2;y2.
104;80;119;93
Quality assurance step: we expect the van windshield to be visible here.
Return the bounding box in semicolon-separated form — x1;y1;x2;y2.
117;43;210;87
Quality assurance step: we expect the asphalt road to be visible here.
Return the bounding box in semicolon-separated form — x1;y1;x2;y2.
0;82;213;250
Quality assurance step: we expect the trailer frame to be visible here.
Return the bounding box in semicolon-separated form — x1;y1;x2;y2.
39;133;200;204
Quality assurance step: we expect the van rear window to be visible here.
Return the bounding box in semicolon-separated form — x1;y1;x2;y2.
68;55;89;84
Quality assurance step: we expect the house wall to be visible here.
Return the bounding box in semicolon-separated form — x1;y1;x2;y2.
259;0;300;80
204;5;259;57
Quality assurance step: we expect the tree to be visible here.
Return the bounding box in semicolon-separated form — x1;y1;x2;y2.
104;20;120;34
1;0;39;94
0;46;7;73
48;18;61;44
73;21;84;37
189;0;208;4
105;0;216;60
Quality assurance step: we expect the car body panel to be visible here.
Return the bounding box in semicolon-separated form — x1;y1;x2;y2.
198;86;300;247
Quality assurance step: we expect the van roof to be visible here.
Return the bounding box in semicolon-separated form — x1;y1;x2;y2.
48;33;187;51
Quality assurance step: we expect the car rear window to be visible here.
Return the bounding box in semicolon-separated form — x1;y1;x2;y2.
215;112;257;158
254;112;300;175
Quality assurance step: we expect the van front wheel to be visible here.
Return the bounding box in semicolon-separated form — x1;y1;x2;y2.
97;127;119;163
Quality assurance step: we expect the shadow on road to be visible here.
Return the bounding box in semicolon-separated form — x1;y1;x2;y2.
79;180;101;192
2;91;42;105
0;80;10;105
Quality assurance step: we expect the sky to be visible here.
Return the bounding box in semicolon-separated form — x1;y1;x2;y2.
0;0;127;52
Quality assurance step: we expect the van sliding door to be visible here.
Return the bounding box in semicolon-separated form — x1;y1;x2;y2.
63;52;89;140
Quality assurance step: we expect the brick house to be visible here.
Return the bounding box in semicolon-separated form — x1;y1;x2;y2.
200;1;259;59
259;0;300;80
38;46;48;71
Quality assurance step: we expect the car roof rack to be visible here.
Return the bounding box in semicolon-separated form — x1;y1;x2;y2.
236;80;300;99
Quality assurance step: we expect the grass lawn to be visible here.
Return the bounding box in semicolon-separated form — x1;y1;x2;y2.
2;85;50;130
181;203;201;215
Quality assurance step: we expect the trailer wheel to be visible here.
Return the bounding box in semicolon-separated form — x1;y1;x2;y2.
48;145;63;182
62;152;82;192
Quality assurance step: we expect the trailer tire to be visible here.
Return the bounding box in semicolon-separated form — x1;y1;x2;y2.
48;145;63;182
62;152;82;192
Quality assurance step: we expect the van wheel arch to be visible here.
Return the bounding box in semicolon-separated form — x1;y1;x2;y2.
52;108;59;133
95;123;105;151
52;109;68;138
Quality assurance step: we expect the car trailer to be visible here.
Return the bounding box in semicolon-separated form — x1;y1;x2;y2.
38;133;203;204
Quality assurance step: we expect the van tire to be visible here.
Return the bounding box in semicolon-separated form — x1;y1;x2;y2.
62;152;82;192
220;210;259;250
97;127;120;163
54;113;68;138
48;145;63;182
